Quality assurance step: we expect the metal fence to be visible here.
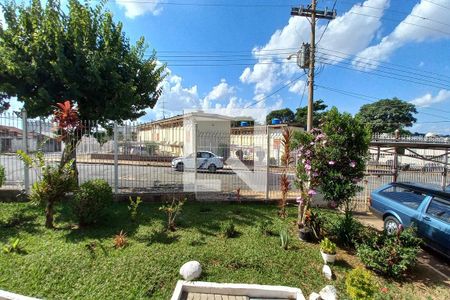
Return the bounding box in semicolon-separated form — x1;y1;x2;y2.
1;112;449;212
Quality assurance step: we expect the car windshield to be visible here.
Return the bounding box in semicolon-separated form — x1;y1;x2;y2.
380;186;427;210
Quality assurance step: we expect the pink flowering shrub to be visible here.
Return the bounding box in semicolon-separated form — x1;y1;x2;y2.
294;107;371;225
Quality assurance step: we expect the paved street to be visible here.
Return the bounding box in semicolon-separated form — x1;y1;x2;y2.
0;154;291;194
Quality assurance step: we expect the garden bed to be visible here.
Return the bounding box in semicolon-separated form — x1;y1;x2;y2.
0;202;448;299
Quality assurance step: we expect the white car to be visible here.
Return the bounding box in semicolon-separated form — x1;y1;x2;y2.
172;151;224;173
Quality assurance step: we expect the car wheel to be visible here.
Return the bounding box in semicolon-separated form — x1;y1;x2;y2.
384;216;400;235
176;162;184;172
208;164;217;173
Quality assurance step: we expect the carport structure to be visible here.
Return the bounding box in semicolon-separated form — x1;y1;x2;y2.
370;132;450;190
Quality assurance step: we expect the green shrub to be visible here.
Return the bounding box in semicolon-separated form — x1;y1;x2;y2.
279;228;289;250
256;220;273;236
0;164;5;187
325;211;364;248
128;196;142;222
18;149;77;228
345;268;378;300
320;237;336;254
159;198;185;231
73;179;113;226
219;220;237;238
357;227;421;277
2;239;24;254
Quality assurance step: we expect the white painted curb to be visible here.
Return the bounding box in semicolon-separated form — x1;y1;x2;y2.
0;290;40;300
171;280;306;300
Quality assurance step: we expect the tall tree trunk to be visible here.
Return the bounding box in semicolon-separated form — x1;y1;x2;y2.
45;200;54;229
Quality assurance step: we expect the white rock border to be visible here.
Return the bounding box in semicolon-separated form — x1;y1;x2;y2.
0;290;40;300
171;280;305;300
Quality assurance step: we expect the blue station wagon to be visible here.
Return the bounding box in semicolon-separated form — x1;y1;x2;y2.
370;182;450;258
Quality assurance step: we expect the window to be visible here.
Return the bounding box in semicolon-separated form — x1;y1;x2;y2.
380;186;427;210
426;198;450;224
200;152;211;158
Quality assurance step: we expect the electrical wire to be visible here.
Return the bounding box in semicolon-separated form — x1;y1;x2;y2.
336;0;450;28
315;84;450;120
317;59;450;90
244;74;307;108
161;55;450;90
78;0;450;35
149;47;450;84
316;0;338;46
421;0;450;11
316;52;450;86
317;46;450;80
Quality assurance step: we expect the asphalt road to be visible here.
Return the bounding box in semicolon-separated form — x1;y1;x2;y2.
0;155;291;193
1;154;446;199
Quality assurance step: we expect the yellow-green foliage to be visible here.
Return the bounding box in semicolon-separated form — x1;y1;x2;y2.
346;267;378;300
0;164;5;187
320;237;336;254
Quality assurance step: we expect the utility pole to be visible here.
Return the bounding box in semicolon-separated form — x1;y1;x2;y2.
291;0;336;131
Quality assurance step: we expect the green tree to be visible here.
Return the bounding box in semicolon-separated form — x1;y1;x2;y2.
294;99;328;128
0;0;165;122
294;107;371;226
318;108;371;211
266;108;295;124
357;98;417;134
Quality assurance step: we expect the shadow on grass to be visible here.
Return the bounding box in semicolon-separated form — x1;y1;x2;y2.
0;205;41;243
63;202;143;243
148;229;180;245
332;258;353;270
178;201;276;237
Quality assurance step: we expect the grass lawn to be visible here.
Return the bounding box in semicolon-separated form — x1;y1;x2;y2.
0;201;448;299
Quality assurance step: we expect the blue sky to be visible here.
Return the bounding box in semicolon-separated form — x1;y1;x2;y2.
3;0;450;133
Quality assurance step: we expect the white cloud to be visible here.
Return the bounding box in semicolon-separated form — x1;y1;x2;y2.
410;89;450;107
143;71;200;121
142;69;283;124
0;6;6;29
116;0;163;18
240;0;389;95
202;79;234;109
353;0;450;70
288;80;307;94
204;96;283;124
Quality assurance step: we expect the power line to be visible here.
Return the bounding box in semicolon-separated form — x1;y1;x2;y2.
317;52;450;86
318;59;450;90
149;47;450;82
317;46;450;80
245;74;306;108
344;10;450;35
316;0;338;46
163;57;450;90
83;0;450;35
157;51;450;87
315;84;450;121
337;0;450;28
422;0;450;11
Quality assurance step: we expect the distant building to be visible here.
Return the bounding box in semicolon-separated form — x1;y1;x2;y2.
137;112;303;165
0;125;61;153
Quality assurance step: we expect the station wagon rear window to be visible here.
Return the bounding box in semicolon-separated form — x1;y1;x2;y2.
426;198;450;224
380;186;427;209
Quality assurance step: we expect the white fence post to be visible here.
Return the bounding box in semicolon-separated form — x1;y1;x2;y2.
21;108;30;194
266;125;270;201
442;148;448;191
194;123;198;195
113;122;119;195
